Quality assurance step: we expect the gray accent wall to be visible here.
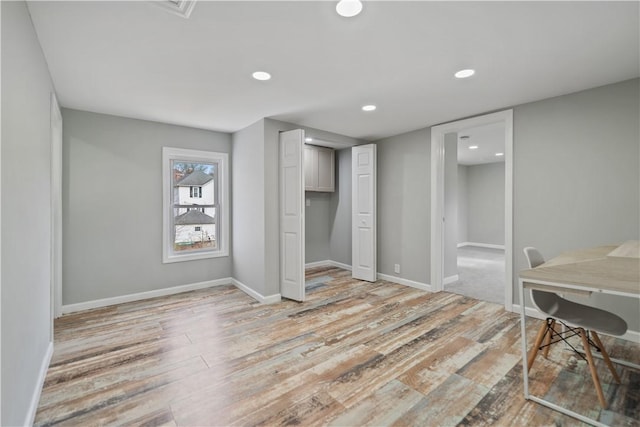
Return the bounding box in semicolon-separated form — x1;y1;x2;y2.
513;78;639;331
62;109;232;305
375;128;430;284
466;162;505;246
1;1;55;424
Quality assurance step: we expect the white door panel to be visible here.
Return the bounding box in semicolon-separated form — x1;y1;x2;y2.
280;130;305;301
352;144;377;282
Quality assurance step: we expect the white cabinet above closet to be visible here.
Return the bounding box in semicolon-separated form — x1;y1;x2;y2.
304;145;335;192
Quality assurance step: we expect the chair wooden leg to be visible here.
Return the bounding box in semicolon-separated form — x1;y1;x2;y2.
542;319;556;359
528;319;549;371
591;331;621;383
579;328;607;409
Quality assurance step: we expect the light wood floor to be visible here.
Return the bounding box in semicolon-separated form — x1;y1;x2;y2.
35;266;639;426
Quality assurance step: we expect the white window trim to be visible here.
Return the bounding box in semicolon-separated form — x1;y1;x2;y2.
162;147;229;263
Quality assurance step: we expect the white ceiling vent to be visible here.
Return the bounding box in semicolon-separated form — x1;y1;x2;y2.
151;0;197;19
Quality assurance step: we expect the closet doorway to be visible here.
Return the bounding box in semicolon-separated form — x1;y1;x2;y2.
279;129;376;302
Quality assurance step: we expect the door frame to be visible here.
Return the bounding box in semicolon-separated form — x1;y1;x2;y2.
430;109;513;310
50;93;63;327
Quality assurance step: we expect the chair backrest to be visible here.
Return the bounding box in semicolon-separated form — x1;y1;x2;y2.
523;247;545;268
523;246;561;315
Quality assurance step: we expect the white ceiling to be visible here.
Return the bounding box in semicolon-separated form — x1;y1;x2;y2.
457;122;505;166
27;1;639;141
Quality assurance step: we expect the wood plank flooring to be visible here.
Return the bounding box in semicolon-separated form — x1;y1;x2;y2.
35;267;639;426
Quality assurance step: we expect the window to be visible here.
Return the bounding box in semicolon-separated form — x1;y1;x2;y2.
190;186;202;198
163;147;229;263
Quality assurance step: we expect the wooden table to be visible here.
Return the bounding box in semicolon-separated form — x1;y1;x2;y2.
518;241;640;426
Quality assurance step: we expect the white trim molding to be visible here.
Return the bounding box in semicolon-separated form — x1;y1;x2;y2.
512;304;640;343
328;260;352;271
377;273;433;292
62;278;232;314
457;242;505;250
305;260;332;269
150;0;197;19
25;341;53;426
232;279;281;304
443;274;459;285
303;260;432;292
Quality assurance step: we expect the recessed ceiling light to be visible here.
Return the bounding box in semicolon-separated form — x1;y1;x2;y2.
362;105;376;112
252;71;271;81
305;137;313;142
495;152;504;156
336;0;363;17
454;69;475;79
469;145;479;150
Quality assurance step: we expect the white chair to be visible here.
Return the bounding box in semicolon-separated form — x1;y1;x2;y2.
523;246;627;409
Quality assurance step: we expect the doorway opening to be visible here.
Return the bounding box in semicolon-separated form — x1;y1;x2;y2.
430;110;513;310
443;122;506;304
280;129;375;303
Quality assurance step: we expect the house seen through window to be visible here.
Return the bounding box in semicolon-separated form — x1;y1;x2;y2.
163;147;229;263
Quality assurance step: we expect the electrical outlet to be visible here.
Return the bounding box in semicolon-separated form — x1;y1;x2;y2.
306;199;311;207
394;264;400;274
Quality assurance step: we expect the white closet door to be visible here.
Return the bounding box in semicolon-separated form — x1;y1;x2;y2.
352;144;377;282
280;130;305;301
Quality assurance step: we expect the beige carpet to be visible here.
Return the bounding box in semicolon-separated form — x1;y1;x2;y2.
445;245;505;304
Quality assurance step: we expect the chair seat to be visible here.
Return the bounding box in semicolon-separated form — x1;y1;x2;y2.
543;297;628;336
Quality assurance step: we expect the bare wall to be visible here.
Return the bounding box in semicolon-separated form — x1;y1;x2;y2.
62;109;232;305
375;128;431;285
466;162;505;246
1;1;55;424
513;78;640;332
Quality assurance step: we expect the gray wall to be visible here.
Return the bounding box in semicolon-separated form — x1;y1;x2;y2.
457;165;468;243
372;78;639;333
444;133;458;278
375;128;430;284
513;78;639;331
231;119;267;294
305;192;331;263
62;109;232;304
1;1;55;424
329;148;352;266
466;162;505;246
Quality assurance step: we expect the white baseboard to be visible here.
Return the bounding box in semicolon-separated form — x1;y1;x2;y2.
304;260;431;292
444;274;459;285
305;260;332;268
328;260;352;271
25;341;53;426
511;304;640;343
377;273;433;292
458;242;505;250
61;278;233;314
232;278;281;304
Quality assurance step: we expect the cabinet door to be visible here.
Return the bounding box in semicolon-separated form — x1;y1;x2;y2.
304;146;317;191
316;147;335;192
